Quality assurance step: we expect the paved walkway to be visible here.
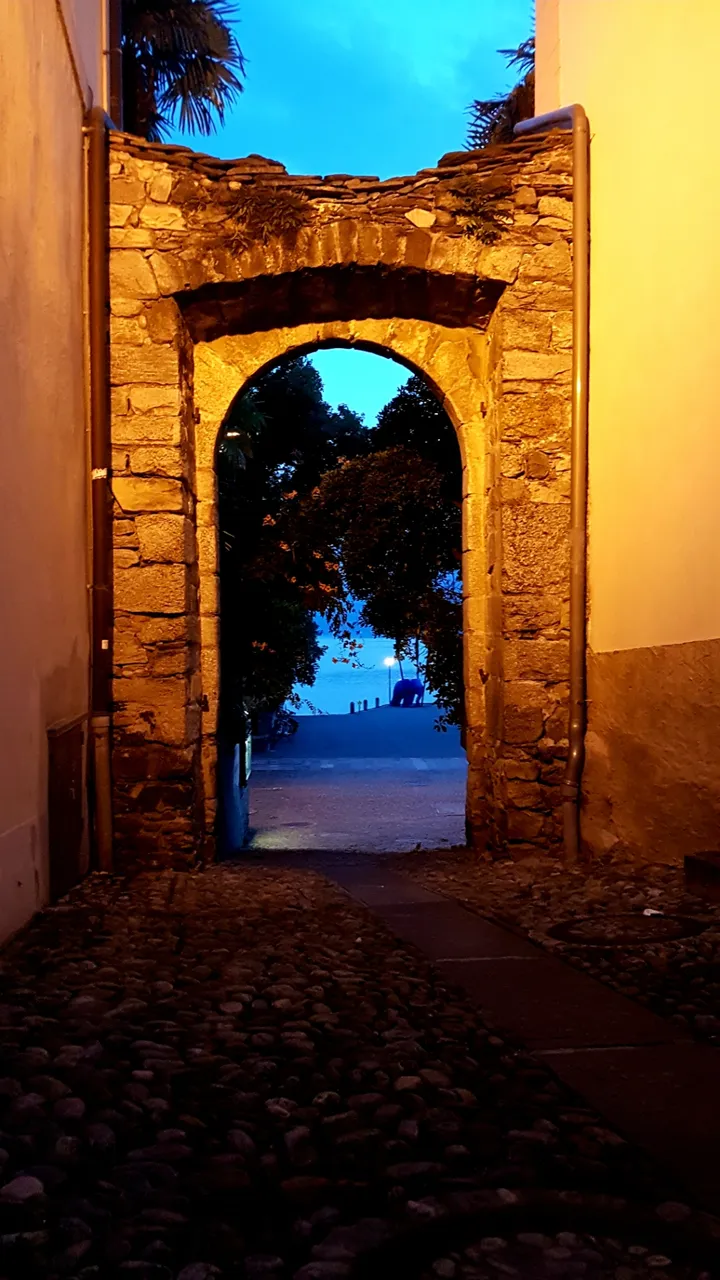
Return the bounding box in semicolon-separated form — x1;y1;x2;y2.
249;706;467;853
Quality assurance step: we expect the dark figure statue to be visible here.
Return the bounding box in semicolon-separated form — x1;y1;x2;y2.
391;677;425;707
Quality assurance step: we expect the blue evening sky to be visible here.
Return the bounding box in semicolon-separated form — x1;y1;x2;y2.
170;0;532;422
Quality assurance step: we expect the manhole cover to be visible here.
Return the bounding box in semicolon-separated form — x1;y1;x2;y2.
546;912;707;947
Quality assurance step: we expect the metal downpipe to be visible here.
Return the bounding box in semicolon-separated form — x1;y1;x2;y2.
514;105;590;862
85;106;114;872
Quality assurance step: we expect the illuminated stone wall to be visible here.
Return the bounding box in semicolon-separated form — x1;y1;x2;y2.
107;130;574;867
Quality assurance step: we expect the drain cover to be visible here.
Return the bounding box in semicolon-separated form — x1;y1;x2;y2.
546;912;707;947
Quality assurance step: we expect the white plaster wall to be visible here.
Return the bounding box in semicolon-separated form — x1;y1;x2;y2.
0;0;106;940
536;0;720;653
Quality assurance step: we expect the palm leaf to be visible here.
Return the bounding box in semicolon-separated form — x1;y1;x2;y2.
466;37;535;150
121;0;245;139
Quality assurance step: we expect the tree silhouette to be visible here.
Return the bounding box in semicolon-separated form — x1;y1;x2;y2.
466;38;535;149
121;0;245;140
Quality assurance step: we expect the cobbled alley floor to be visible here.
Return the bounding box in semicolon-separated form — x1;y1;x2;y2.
0;867;719;1280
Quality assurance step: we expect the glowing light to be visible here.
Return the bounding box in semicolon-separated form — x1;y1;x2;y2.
383;656;395;667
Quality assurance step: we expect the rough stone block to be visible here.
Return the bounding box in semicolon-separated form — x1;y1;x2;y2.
110;227;156;250
499;385;570;441
519;239;572;283
551;312;573;351
149;171;174;203
113;547;140;569
140;204;186;230
145;299;181;342
506;780;543;809
507;809;545;841
129;384;181;413
196;525;219;574
503;503;570;592
136;514;193;563
110;250;160;298
113;699;188;746
526;449;551;479
503;759;540;781
111;345;179;386
114;564;186;614
503;706;544;744
478;245;523;283
113;619;146;666
139;615;194;646
110;316;148;346
113;476;184;514
538;196;572;222
149;647;193;677
110;177;146;204
545;707;569;743
501;312;552;352
112;414;181;446
114;673;186;709
113;742;195;783
109;204;133;228
121;445;183;478
503;350;572;382
149;251;193;294
500;444;525;478
504;639;569;682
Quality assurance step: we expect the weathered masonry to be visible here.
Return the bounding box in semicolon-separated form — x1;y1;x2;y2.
107;131;574;869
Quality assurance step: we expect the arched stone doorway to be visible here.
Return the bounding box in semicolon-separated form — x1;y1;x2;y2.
108;131;574;869
195;323;487;854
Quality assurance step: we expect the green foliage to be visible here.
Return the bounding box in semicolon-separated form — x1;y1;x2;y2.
300;439;464;725
225;184;313;251
373;375;460;495
217;358;365;722
121;0;245;140
448;172;514;244
466;37;535;150
218;359;465;728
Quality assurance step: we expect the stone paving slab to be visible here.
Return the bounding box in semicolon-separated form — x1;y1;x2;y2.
292;857;720;1216
328;867;685;1046
540;1043;720;1211
436;955;682;1050
395;848;720;1045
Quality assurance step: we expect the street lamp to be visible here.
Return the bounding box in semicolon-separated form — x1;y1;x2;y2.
383;656;395;703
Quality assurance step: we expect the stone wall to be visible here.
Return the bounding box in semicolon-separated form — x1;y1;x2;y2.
107;129;574;868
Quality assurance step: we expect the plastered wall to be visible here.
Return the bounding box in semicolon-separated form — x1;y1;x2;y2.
0;1;105;939
537;0;720;654
536;0;720;861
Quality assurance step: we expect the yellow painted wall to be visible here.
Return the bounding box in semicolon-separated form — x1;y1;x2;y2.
536;0;720;653
0;1;105;939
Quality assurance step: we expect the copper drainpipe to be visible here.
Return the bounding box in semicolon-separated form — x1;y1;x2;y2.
514;106;590;862
85;105;114;872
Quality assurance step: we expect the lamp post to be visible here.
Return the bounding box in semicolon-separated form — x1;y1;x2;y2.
384;656;395;703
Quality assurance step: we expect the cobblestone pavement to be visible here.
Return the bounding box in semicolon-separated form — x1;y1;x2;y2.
0;868;718;1279
394;851;720;1046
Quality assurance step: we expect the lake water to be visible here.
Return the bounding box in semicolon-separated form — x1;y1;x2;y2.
293;633;428;716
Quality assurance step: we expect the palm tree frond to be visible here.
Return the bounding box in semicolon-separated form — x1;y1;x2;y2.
121;0;246;138
466;38;535;150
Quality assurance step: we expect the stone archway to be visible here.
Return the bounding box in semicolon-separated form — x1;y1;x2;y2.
108;130;574;869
